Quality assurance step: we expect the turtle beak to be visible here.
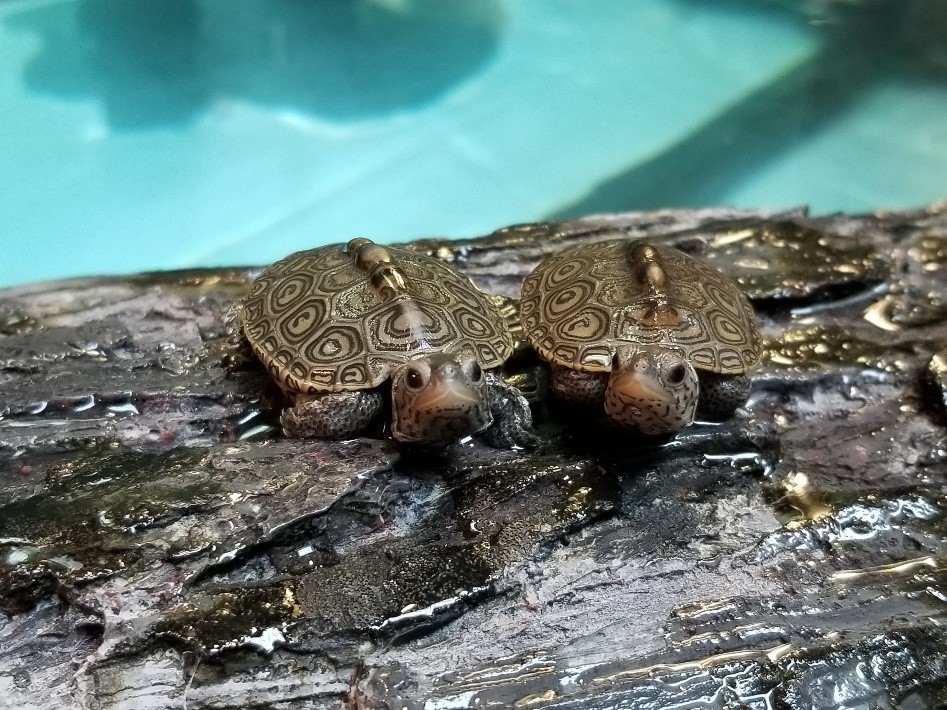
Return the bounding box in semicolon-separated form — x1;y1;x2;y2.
413;376;484;412
609;370;673;404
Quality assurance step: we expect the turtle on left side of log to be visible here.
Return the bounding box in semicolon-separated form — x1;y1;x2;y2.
232;238;536;450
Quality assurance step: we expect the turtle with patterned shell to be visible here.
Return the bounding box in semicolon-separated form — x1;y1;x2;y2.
520;239;762;435
237;238;535;448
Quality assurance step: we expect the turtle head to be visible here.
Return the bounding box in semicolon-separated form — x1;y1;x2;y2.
390;353;492;445
604;344;698;435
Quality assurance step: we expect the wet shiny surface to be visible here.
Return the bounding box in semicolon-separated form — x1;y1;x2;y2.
1;206;945;708
701;219;890;301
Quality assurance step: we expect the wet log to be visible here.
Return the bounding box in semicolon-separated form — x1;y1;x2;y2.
1;206;945;709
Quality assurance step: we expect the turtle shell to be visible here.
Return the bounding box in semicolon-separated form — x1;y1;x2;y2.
520;239;762;374
241;241;513;394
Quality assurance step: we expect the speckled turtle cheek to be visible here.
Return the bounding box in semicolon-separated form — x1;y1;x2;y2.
604;373;698;435
390;369;492;444
392;394;492;444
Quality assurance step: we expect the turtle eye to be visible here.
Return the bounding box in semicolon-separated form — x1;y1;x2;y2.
667;364;687;385
405;367;426;390
465;361;483;383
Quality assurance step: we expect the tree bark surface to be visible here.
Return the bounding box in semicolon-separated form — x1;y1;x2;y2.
1;206;945;709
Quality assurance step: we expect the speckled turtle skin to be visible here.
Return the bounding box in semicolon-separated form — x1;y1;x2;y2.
238;238;535;448
520;239;762;434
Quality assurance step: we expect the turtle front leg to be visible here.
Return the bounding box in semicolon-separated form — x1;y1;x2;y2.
549;364;608;409
281;391;383;439
696;372;751;421
481;373;538;449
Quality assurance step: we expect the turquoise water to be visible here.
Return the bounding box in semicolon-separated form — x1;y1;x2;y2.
2;0;945;287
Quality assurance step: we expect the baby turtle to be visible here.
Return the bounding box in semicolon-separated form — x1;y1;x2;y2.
237;238;534;448
520;239;762;435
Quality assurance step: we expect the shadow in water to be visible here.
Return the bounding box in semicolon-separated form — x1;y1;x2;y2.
7;0;503;128
551;0;947;217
